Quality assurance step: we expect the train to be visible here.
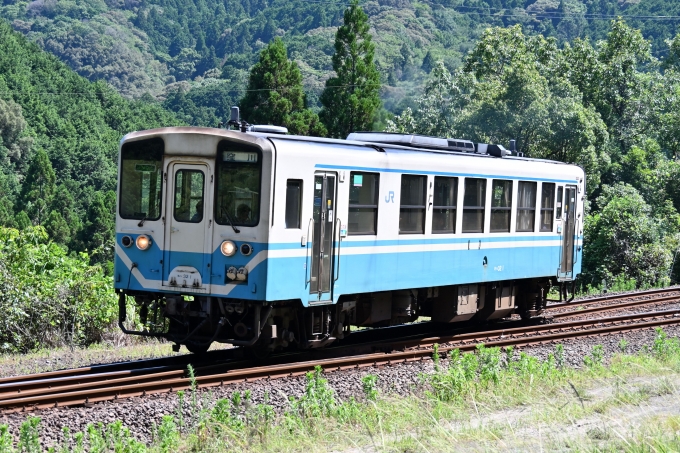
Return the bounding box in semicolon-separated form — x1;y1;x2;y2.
114;112;584;354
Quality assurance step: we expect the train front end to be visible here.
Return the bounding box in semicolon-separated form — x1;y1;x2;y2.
114;128;274;353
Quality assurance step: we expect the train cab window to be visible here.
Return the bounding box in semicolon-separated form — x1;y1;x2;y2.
348;172;379;235
285;180;302;229
462;178;486;233
540;183;556;232
516;181;537;232
490;179;512;233
174;170;205;223
119;138;163;221
215;141;261;227
432;177;457;234
399;174;426;234
556;186;564;219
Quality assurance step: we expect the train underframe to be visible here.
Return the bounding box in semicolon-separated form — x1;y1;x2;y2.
118;278;559;354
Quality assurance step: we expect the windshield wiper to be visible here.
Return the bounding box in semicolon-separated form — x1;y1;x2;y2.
137;213;147;227
221;207;240;233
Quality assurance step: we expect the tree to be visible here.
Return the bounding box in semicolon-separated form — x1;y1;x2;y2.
240;38;325;136
17;149;56;226
583;183;678;288
319;0;381;138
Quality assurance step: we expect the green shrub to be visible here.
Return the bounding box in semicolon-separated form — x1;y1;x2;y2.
0;226;118;352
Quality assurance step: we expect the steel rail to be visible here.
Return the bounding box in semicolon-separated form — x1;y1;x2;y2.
546;286;680;309
548;294;680;319
2;309;679;414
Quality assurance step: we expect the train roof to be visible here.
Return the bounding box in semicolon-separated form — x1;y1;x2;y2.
120;126;580;169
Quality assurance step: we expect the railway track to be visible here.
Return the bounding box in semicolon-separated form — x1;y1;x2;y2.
546;286;680;318
3;302;680;414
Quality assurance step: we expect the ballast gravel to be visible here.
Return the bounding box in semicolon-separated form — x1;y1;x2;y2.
2;323;680;449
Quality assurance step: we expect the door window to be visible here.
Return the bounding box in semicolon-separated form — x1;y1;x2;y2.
174;170;205;223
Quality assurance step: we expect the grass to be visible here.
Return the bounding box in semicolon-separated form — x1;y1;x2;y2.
2;328;680;452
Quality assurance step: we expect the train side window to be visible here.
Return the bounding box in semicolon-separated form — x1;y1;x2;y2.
516;181;537;232
556;186;564;219
173;169;205;223
348;172;379;235
399;174;426;234
432;176;457;234
285;180;302;229
540;183;555;232
490;179;512;233
462;178;486;233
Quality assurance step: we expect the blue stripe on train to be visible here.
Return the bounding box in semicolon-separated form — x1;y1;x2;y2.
115;235;582;304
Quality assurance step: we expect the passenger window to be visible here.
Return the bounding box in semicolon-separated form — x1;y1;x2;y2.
348;172;379;235
516;181;537;232
174;169;204;223
556;186;564;219
432;177;457;234
540;183;555;232
285;180;302;229
399;174;426;234
462;178;486;233
490;179;512;233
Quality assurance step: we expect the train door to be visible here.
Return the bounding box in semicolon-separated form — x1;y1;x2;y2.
558;185;577;280
164;162;211;292
308;172;337;303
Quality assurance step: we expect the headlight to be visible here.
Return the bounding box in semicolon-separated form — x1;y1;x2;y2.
221;240;236;257
121;235;133;247
136;235;151;250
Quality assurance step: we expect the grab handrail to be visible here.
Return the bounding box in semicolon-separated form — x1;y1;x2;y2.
305;217;314;286
334;218;342;282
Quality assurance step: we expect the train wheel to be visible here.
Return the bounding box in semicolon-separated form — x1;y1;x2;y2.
185;341;211;354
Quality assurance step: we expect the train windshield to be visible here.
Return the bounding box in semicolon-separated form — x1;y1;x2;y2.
215;141;261;227
119;138;163;221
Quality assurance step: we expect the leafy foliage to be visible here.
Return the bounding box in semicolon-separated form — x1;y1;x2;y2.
0;21;181;257
0;226;118;352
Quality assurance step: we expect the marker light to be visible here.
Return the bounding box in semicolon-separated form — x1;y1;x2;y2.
221;240;236;257
121;235;133;247
136;235;151;250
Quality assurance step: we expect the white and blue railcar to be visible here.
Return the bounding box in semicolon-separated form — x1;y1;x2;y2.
114;126;584;353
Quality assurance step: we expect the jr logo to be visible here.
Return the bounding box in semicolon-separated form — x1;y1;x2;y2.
385;191;395;203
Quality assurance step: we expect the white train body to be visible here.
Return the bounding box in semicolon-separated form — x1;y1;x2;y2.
114;127;584;352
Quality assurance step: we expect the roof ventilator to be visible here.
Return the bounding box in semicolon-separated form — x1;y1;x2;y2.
346;132;511;157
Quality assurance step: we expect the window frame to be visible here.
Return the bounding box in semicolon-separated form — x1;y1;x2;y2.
284;179;303;229
399;174;427;235
462;178;487;234
540;182;556;232
348;171;380;235
490;179;512;233
214;140;263;228
432;176;458;234
118;137;164;221
516;181;537;233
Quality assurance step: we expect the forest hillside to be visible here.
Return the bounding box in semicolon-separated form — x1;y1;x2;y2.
0;21;182;266
2;0;680;126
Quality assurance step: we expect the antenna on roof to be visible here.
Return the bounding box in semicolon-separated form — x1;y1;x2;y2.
227;106;249;132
